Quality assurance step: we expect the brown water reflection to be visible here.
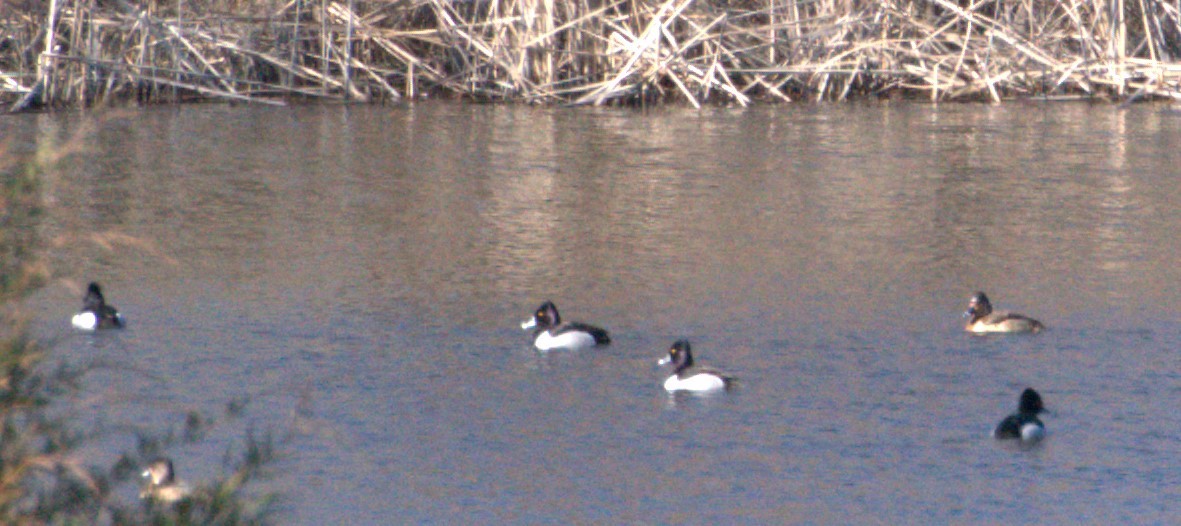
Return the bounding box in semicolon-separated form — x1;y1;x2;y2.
7;102;1181;523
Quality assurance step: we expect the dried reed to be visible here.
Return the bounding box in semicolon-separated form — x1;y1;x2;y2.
3;0;1181;108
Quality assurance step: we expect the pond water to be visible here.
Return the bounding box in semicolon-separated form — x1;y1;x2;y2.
6;101;1181;523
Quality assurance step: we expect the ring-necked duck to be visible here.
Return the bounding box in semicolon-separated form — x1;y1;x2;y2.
992;388;1047;443
964;292;1043;334
71;282;125;330
657;340;733;392
520;301;610;351
140;457;192;503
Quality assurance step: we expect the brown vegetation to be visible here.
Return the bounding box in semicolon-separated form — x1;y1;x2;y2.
2;0;1181;109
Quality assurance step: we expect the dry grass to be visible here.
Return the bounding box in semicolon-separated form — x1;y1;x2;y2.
2;0;1181;108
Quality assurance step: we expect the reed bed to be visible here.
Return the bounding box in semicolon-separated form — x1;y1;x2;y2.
2;0;1181;108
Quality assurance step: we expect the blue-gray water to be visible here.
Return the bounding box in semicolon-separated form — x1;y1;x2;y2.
6;102;1181;523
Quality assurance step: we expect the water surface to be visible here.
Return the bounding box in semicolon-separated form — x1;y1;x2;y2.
6;101;1181;523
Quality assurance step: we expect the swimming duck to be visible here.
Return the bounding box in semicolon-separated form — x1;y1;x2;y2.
964;292;1043;334
71;282;125;330
657;340;733;392
520;301;610;351
140;457;192;503
992;388;1047;443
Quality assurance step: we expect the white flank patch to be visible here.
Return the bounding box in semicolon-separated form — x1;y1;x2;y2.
664;373;726;392
1021;423;1045;442
534;330;596;351
71;311;97;331
141;482;192;503
967;321;1014;333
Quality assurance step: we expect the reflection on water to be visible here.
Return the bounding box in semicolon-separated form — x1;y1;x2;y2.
6;102;1181;523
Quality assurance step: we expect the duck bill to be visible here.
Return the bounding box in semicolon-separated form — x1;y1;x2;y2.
520;317;537;330
657;356;671;366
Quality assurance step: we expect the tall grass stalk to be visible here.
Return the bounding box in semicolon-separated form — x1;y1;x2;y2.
2;0;1181;107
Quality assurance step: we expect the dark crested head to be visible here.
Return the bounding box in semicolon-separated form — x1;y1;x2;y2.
1018;388;1045;414
521;300;562;332
84;282;106;306
533;300;560;326
966;291;992;317
666;339;694;369
143;457;176;485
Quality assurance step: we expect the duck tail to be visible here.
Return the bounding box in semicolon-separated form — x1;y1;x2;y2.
593;329;611;345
